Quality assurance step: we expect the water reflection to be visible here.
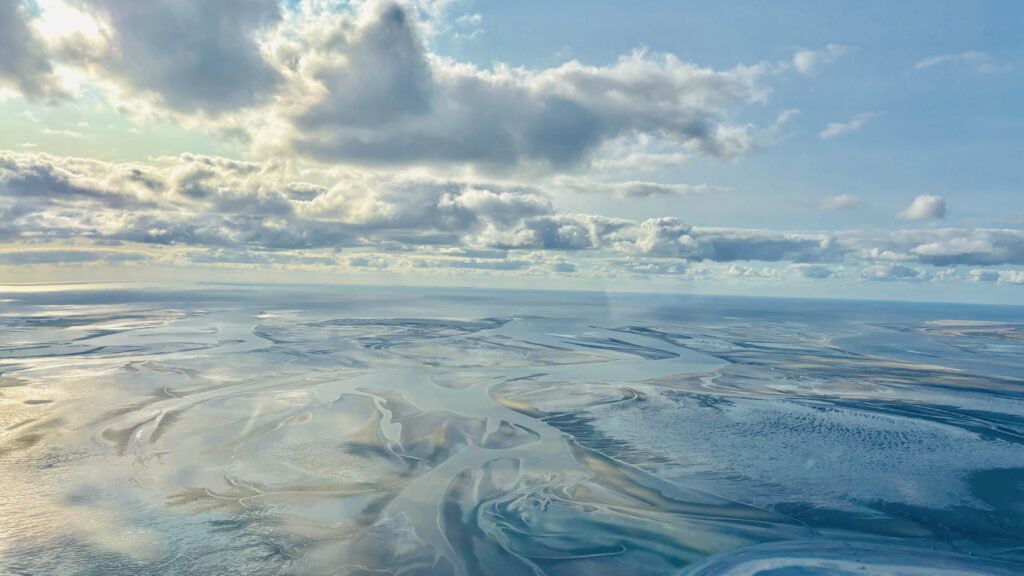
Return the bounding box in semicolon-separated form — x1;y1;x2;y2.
2;285;1023;574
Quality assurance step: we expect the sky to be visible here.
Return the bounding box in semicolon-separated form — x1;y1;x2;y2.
1;0;1023;303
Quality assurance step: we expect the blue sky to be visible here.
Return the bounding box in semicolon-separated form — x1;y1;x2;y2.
1;0;1023;303
436;1;1024;230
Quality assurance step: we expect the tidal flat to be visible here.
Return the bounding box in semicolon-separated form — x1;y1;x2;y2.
1;284;1023;575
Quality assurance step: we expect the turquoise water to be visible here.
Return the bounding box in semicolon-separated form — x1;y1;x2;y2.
2;284;1023;574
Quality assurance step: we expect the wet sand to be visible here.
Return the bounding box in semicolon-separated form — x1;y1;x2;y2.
2;285;1023;574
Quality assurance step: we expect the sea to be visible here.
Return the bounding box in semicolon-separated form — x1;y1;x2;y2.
2;283;1023;575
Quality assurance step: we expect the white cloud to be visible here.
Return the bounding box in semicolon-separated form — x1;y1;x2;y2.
966;268;1024;285
5;150;1024;285
6;1;776;173
0;149;561;250
62;0;284;113
995;270;1024;284
1;4;1021;294
553;177;727;198
914;51;1008;73
43;128;83;138
271;3;773;171
969;268;1000;282
821;194;864;210
863;263;928;282
0;3;856;178
791;264;834;279
452;12;483;40
792;44;849;75
899;194;946;221
820;112;879;140
0;0;68;99
848;228;1024;267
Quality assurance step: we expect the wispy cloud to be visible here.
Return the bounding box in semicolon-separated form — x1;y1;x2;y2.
820;112;879;140
820;194;864;211
554;177;728;199
914;51;1009;73
43;128;83;138
792;44;850;75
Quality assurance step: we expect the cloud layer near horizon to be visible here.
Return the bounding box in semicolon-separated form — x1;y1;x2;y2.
2;150;1022;285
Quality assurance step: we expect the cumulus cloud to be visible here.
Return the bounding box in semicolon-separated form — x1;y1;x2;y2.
26;1;812;173
0;149;559;251
0;0;67;99
293;3;434;128
845;228;1024;267
0;0;283;111
791;264;834;279
1;3;1019;293
994;270;1024;285
864;263;928;282
969;269;1000;283
683;228;843;263
820;112;879;140
899;194;946;221
500;214;633;251
907;231;1024;266
5;150;1024;286
245;2;773;171
551;261;576;273
1;1;832;176
66;0;283;113
612;258;689;276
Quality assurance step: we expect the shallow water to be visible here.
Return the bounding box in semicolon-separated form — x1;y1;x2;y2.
1;285;1023;575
